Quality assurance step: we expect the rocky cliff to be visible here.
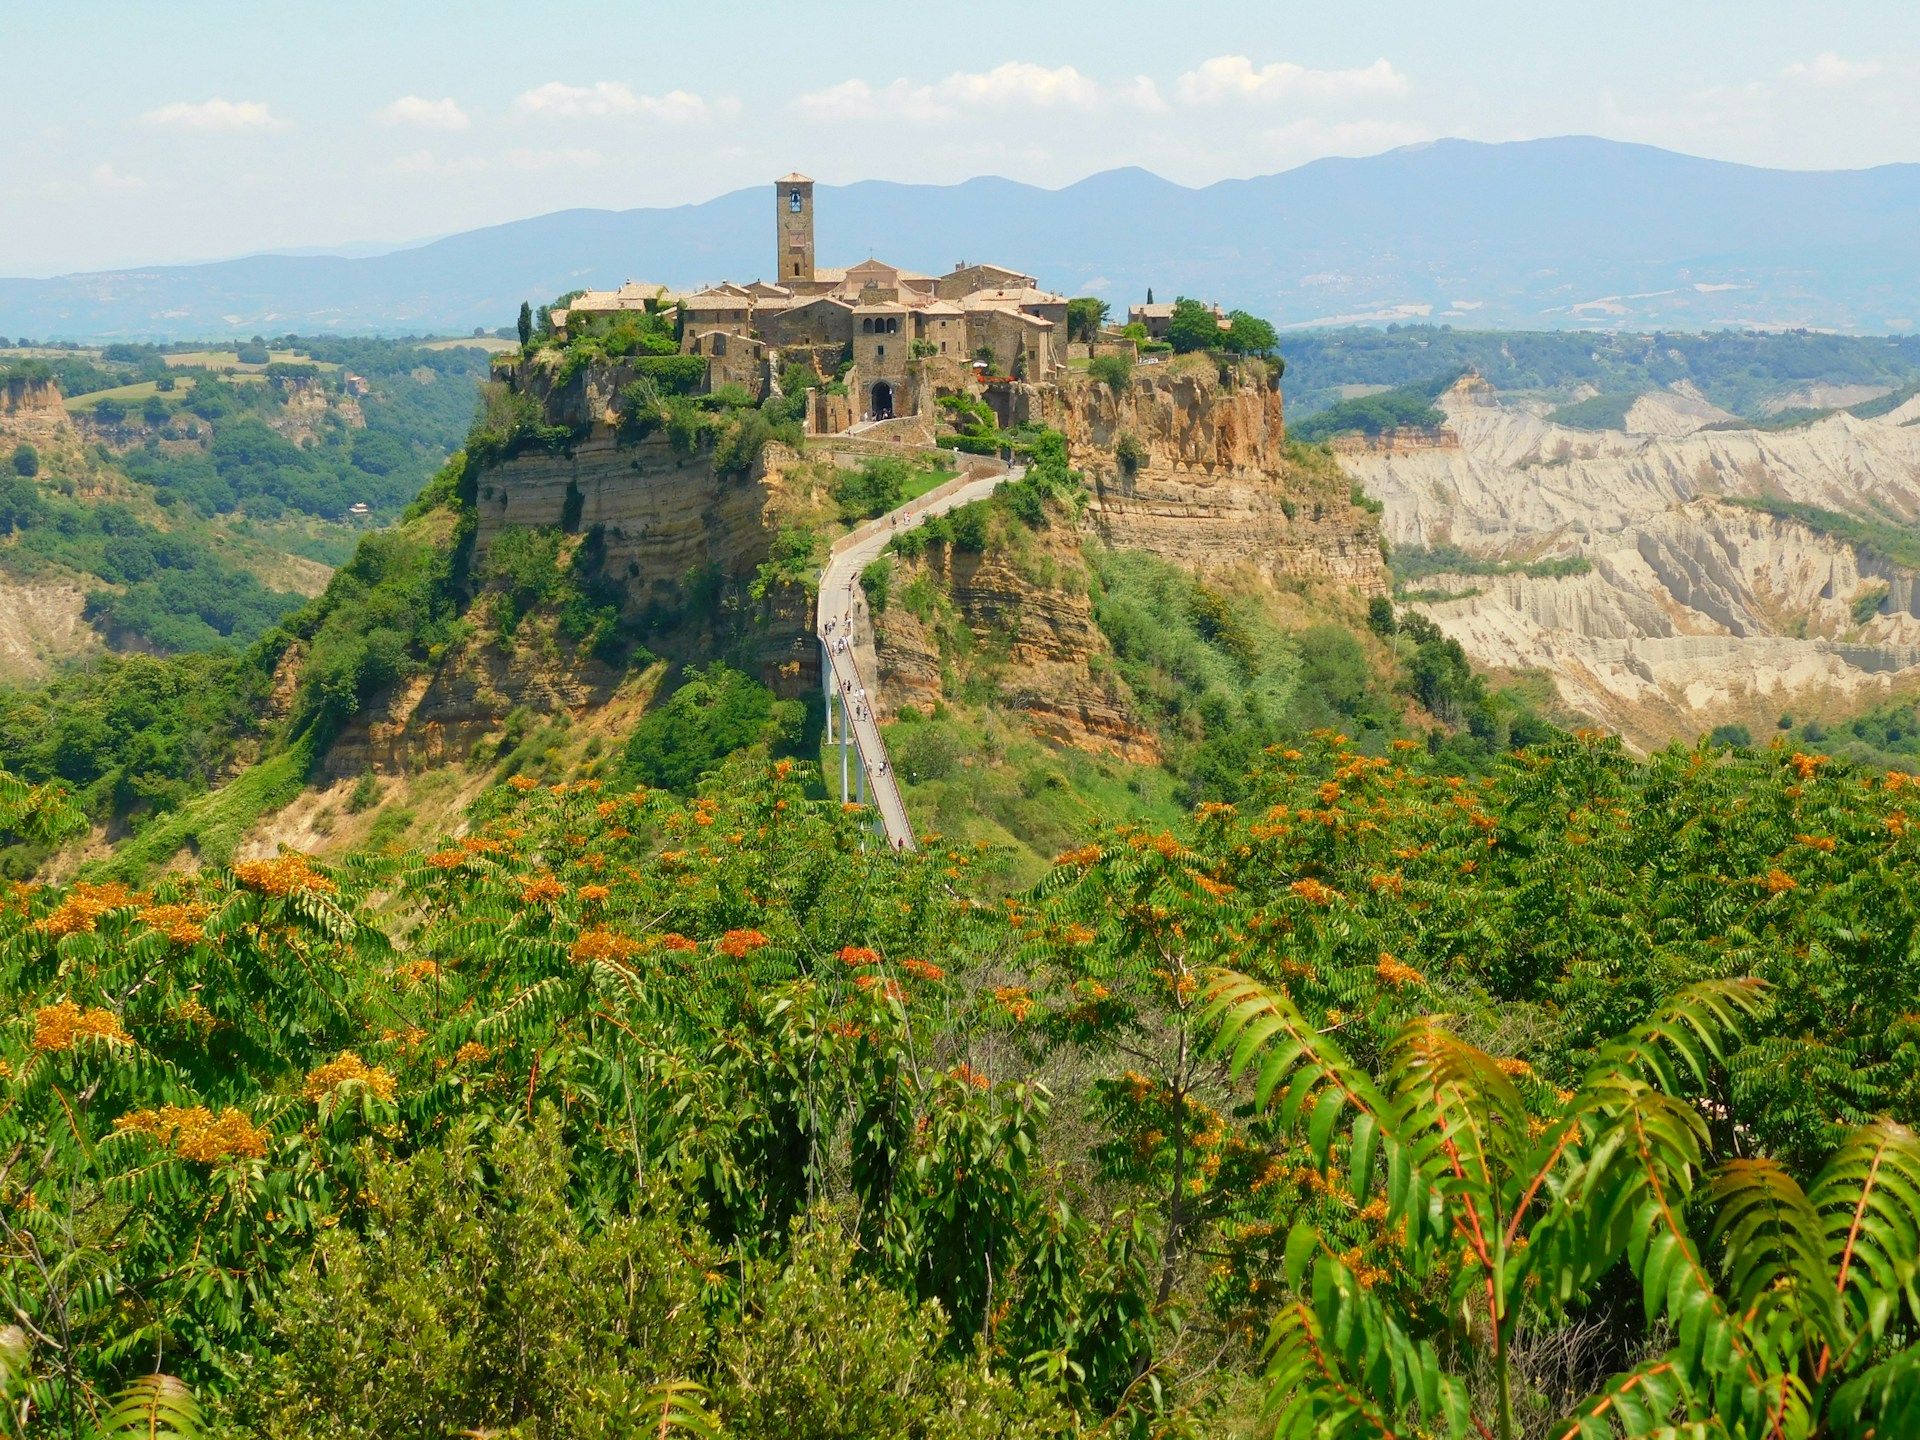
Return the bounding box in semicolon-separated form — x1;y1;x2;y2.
1341;375;1920;746
0;377;71;440
1027;359;1386;591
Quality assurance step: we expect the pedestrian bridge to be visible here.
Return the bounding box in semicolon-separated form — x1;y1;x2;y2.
816;459;1017;851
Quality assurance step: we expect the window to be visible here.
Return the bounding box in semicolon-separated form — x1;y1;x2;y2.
940;342;947;353
790;189;803;213
793;263;801;277
877;345;885;358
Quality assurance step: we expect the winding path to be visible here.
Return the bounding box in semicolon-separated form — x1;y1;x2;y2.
817;458;1019;851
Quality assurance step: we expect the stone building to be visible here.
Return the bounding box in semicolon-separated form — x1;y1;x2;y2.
571;172;1082;429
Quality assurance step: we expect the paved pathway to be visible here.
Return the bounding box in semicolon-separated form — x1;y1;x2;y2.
817;460;1020;851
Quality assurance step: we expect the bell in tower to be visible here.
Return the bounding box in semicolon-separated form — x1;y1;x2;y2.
775;172;815;286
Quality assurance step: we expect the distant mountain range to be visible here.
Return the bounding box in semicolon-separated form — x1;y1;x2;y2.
4;137;1918;340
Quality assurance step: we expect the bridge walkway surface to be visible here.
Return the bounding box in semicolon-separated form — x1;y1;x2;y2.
816;458;1020;851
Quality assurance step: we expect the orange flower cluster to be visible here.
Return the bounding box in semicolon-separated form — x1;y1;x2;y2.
1129;831;1185;860
1391;739;1422;752
427;848;468;870
1789;752;1826;780
32;1000;131;1052
35;882;142;938
1797;834;1836;853
302;1051;397;1103
454;1041;490;1064
577;883;612;903
1764;869;1799;895
994;986;1035;1022
137;903;209;945
233;854;335;897
1375;955;1425;988
116;1105;268;1163
393;959;440;985
571;928;640;964
900;958;946;981
854;975;906;1003
719;929;769;958
1368;871;1404;896
1495;1057;1534;1078
951;1063;990;1090
1289;878;1340;906
1058;923;1097;946
659;933;698;952
519;873;566;904
837;945;880;967
507;775;542;791
1194;801;1238;821
1193;875;1236;899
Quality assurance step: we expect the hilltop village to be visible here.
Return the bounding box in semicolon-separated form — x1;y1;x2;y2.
551;173;1217;438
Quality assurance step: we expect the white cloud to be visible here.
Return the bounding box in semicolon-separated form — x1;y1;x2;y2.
794;62;1102;124
513;81;712;124
1118;76;1169;113
91;162;144;191
502;147;603;171
138;98;289;132
1176;56;1410;105
1782;52;1883;85
376;95;470;131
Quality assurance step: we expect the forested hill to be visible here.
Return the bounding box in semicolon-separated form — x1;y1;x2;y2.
4;136;1919;338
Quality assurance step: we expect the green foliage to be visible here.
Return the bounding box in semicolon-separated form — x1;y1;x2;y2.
1065;297;1110;343
1709;722;1754;748
1087;352;1133;392
1727;494;1920;571
860;556;892;613
10;442;36;478
1290;373;1458;443
1165;297;1222;354
1391;542;1593;586
749;525;819;602
1280;325;1920;421
1220;309;1280;358
625;662;802;791
834;457;909;521
1115;432;1145;475
1854;583;1891;625
945;500;990;551
1549;391;1641;430
465;381;578;472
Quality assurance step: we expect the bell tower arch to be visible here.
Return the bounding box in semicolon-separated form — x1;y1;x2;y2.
775;173;815;285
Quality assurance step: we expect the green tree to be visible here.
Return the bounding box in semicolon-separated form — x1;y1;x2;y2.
1165;298;1221;354
11;442;39;478
1066;297;1111;344
1222;309;1279;358
625;662;802;791
518;301;535;349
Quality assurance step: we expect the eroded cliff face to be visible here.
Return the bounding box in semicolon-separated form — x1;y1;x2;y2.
1340;375;1920;747
0;378;71;440
873;524;1159;762
1038;365;1386;591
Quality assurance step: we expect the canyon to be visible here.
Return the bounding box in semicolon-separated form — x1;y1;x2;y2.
1342;375;1920;746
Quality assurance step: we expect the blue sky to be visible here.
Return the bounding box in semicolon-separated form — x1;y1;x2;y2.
2;0;1914;276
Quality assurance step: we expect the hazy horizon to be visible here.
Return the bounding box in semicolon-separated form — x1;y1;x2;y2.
3;0;1915;276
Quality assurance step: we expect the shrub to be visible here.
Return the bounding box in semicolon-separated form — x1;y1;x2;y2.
1087;352;1133;393
1709;722;1754;748
10;442;37;478
945;500;990;551
624;662;803;791
1114;432;1145;475
860;557;892;612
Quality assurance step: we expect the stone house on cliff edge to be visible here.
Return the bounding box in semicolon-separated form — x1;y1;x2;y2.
561;173;1078;431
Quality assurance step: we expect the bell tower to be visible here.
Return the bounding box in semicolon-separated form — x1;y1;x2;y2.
775;172;815;286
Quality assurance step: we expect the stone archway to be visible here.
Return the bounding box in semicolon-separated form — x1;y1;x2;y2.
870;380;894;421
